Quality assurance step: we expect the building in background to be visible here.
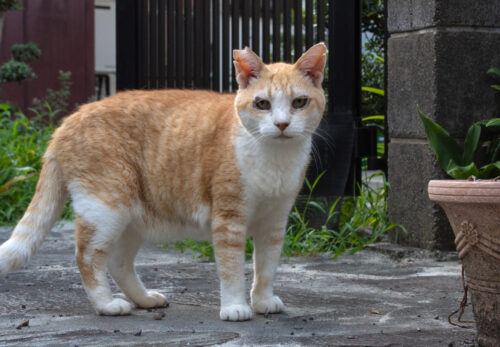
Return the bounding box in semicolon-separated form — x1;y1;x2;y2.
0;0;94;113
95;0;116;99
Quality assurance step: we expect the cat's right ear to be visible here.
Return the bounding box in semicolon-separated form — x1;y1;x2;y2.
233;47;265;88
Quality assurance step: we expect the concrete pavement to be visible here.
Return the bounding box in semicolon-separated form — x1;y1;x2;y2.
0;222;476;346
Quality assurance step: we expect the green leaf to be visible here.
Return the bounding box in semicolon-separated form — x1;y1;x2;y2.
486;118;500;127
418;109;462;171
477;162;500;179
374;54;384;63
361;86;385;96
491;85;500;91
489;139;500;162
487;68;500;76
308;201;326;214
361;115;385;122
462;124;481;164
446;160;478;180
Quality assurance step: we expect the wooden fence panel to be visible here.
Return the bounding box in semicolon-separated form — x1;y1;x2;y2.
0;0;94;114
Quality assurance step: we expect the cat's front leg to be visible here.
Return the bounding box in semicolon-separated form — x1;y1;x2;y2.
212;221;252;321
251;225;286;315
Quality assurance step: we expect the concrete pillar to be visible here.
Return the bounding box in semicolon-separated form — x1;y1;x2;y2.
387;1;500;249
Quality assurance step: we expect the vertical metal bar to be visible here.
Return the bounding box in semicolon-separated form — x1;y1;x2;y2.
293;0;302;61
305;0;313;49
213;0;220;92
176;0;184;88
203;0;211;88
251;0;260;55
317;0;325;42
283;0;291;62
116;0;139;90
185;0;193;88
138;0;149;89
150;0;158;88
262;0;270;63
158;0;166;88
167;0;175;88
310;0;361;197
222;0;229;91
272;0;281;62
382;0;389;175
231;0;240;90
194;0;203;88
242;0;250;47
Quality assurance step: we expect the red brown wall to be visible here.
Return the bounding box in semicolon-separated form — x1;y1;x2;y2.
0;0;94;113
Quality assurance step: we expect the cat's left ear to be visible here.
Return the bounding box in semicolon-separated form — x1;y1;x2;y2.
233;47;265;88
294;43;327;87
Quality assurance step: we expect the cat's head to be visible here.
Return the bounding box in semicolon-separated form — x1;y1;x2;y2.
233;43;326;144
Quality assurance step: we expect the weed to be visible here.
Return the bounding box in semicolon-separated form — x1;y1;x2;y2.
0;104;72;225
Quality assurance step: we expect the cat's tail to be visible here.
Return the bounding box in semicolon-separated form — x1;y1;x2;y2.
0;151;67;274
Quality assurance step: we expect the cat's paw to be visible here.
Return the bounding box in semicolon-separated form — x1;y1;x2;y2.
252;295;284;314
135;290;168;309
220;304;253;321
96;298;134;316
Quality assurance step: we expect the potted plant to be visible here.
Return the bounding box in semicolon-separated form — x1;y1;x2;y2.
421;69;500;347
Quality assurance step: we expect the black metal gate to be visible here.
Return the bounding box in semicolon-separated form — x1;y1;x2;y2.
116;0;366;197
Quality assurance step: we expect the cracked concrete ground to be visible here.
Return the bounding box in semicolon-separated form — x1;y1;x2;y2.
0;222;477;346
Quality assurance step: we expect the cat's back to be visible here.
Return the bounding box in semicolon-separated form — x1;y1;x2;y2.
61;89;235;130
51;89;236;153
48;89;238;211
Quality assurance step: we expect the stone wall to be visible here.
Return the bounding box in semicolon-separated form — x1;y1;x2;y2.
387;0;500;249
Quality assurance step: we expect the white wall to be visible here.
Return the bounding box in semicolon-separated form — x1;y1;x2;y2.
95;0;116;97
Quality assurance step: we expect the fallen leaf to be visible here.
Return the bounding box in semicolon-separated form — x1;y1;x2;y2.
370;309;382;315
15;319;29;330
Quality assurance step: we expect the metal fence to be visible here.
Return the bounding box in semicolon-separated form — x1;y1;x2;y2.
117;0;368;197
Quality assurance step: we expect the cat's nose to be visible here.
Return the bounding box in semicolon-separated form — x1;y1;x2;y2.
274;122;289;132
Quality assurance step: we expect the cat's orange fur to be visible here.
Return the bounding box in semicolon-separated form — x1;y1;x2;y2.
0;43;327;320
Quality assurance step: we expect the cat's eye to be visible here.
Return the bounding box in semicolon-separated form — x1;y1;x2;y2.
254;99;271;110
292;97;309;109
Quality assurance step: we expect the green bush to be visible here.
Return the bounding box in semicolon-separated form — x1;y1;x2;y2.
11;42;41;63
0;104;72;225
31;70;72;124
0;59;35;83
0;0;21;12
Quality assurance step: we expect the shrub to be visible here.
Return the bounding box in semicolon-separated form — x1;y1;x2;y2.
11;42;41;63
0;0;21;12
0;59;35;83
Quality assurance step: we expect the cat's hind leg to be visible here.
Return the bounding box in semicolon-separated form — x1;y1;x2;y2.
107;227;168;309
75;213;134;316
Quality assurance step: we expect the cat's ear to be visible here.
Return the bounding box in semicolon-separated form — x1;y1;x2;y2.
294;43;327;87
233;47;265;88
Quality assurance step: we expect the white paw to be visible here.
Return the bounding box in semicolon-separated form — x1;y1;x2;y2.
220;304;253;321
96;298;134;316
135;290;168;309
252;295;284;314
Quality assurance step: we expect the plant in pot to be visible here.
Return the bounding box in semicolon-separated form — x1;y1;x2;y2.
420;68;500;347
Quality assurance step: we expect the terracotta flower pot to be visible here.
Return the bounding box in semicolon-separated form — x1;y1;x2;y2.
428;180;500;347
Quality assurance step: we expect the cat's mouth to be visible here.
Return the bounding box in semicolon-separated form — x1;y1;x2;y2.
275;134;293;140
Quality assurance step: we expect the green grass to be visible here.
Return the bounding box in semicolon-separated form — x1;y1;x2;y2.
284;172;405;258
0;104;72;225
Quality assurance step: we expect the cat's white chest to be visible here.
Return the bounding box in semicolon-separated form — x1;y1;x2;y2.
234;131;310;200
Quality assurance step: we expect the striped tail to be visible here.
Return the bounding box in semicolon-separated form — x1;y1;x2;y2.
0;153;67;274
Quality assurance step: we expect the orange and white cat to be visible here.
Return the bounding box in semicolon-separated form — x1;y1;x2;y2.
0;43;326;321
